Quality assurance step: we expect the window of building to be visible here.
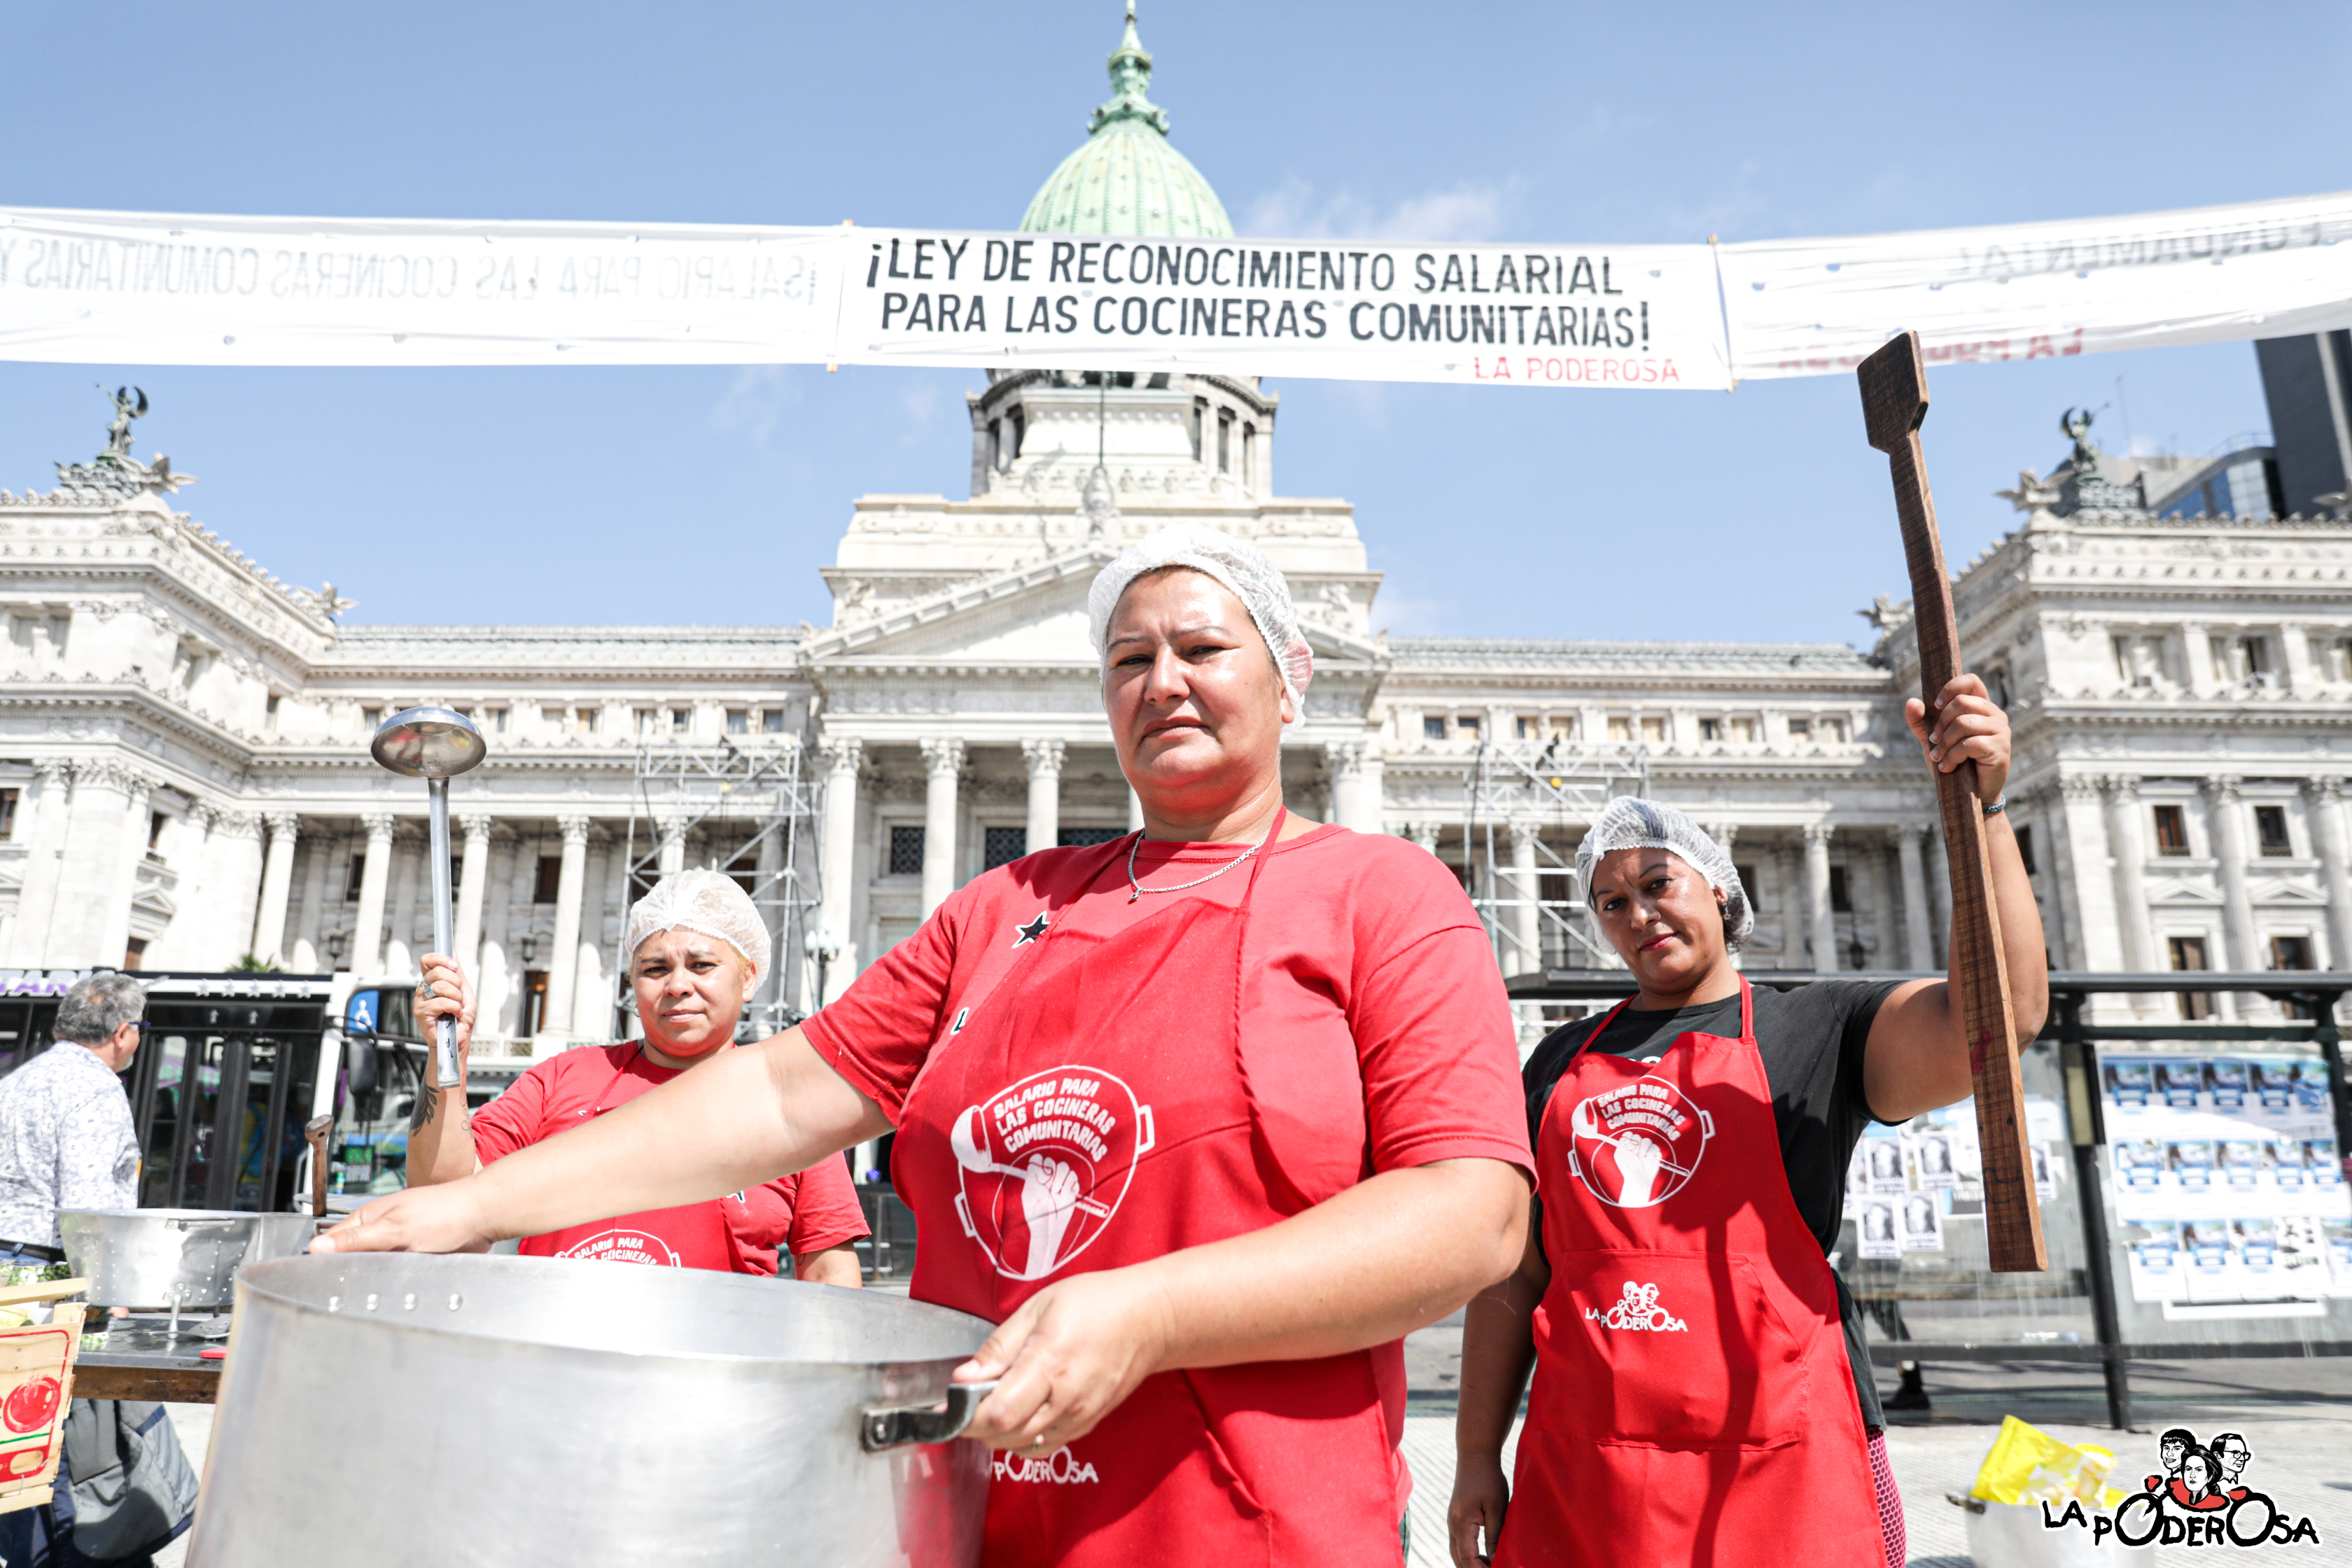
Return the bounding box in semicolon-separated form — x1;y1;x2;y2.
345;854;367;902
725;851;757;897
983;827;1028;869
888;825;925;875
0;789;15;841
726;709;750;735
1984;666;2013;708
2152;804;2190;855
1699;718;1724;742
671;708;692;733
1828;866;1851;913
1456;714;1481;736
762;708;787;734
1728;715;1757;743
122;937;147;972
2015;824;2037;876
1422;715;1448;741
2254;804;2292;856
636;708;660;736
2319;636;2352;683
2211;634;2274;685
1786;717;1812;741
1516;715;1541;740
1550;715;1578;741
575;707;599;734
541;706;568;732
1819;716;1848;743
1735;862;1757;897
520;970;550;1036
1057;827;1126;848
1638;715;1666;744
265;692;281;732
2168;934;2212;1021
1216;410;1232;472
148;811;168;853
485;707;508;734
2270;934;2314;972
533;855;563;904
1606;715;1633;742
360;706;382;730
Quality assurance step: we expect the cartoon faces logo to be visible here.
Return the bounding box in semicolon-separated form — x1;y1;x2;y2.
2043;1426;2321;1549
1585;1281;1688;1334
950;1065;1156;1282
556;1228;683;1268
1568;1077;1714;1208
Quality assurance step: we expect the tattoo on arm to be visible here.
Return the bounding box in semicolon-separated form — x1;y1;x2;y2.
410;1090;440;1133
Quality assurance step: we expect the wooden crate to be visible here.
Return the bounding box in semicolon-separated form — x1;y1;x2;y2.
0;1279;90;1517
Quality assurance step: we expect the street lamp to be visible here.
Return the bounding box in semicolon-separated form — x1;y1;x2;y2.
371;706;486;1089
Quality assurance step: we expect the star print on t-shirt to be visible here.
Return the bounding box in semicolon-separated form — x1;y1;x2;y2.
1011;911;1050;947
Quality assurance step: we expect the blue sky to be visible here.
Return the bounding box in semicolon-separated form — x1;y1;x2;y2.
1;1;2345;643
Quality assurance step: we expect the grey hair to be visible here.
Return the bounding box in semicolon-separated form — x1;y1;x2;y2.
55;972;148;1045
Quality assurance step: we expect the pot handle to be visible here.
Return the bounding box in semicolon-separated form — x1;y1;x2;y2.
859;1379;998;1452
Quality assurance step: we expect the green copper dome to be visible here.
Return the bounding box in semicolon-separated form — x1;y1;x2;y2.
1019;5;1233;239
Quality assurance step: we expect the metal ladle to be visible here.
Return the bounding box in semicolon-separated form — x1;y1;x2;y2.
370;706;487;1089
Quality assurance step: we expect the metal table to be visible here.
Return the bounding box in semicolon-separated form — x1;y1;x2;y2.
74;1319;225;1404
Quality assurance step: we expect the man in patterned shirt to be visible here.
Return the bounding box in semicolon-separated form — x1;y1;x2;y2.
0;972;146;1259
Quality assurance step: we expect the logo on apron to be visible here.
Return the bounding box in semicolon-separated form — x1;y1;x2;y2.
555;1228;685;1268
1585;1281;1689;1333
949;1065;1156;1280
1568;1076;1714;1208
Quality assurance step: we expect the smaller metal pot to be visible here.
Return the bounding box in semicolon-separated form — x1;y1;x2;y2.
57;1210;320;1309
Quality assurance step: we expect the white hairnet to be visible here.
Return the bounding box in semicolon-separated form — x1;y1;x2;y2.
624;868;771;979
1086;522;1314;732
1574;797;1754;946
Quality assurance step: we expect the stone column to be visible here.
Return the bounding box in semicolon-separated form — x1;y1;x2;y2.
541;816;592;1038
818;738;862;1000
1777;841;1807;969
384;827;423;975
351;814;397;975
920;738;964;916
91;770;155;970
1899;824;1935;972
570;833;612;1042
252;812;302;966
291;835;334;972
2203;776;2267;1016
1407;821;1441;856
48;762;132;966
2103;777;2157;974
201;809;265;972
657;815;687;876
1507;820;1543;978
2303;777;2352;972
2055;776;2124;973
1326;742;1367;832
454;814;494;976
477;834;514;1041
1804;822;1838;972
1926;820;1953;957
10;761;74;966
1022;739;1065;858
499;834;543;1037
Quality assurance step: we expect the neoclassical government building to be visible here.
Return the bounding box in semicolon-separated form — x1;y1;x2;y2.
2;13;2348;1051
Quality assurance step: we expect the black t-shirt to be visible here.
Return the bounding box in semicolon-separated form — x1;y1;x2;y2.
1522;979;1902;1429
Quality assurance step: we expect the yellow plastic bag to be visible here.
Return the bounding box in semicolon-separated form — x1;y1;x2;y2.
1970;1415;2127;1508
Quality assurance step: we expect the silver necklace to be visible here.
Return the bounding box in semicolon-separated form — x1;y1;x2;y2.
1125;816;1280;903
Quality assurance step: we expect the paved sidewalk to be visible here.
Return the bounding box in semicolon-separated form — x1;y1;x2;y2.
1397;1413;2351;1567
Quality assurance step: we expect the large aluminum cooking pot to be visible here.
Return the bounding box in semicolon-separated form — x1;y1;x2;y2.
190;1254;995;1567
57;1210;319;1308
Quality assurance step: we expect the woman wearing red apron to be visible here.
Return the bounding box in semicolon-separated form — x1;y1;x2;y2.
1448;675;2047;1568
324;522;1536;1568
398;868;867;1284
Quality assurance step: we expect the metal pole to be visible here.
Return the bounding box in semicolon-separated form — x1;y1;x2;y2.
426;776;458;1088
2310;986;2352;1189
2056;990;2132;1429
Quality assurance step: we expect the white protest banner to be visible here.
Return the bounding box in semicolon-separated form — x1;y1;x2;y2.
1718;189;2352;379
0;207;844;367
6;192;2352;388
838;230;1727;388
0;206;1727;387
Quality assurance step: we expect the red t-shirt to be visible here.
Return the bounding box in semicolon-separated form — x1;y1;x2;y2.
804;822;1534;1180
470;1043;870;1276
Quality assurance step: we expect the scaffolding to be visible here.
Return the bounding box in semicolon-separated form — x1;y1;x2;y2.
615;734;827;1037
1460;737;1649;979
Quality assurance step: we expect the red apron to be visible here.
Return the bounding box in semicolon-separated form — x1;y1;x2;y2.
1498;979;1879;1568
893;834;1404;1568
515;1046;741;1273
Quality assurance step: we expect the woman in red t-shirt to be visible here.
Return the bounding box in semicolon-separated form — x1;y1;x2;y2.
323;522;1533;1568
400;867;866;1283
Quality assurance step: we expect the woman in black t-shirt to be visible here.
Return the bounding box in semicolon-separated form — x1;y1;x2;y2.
1448;673;2047;1568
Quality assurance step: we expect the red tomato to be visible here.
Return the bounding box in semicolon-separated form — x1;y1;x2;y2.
3;1376;60;1434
